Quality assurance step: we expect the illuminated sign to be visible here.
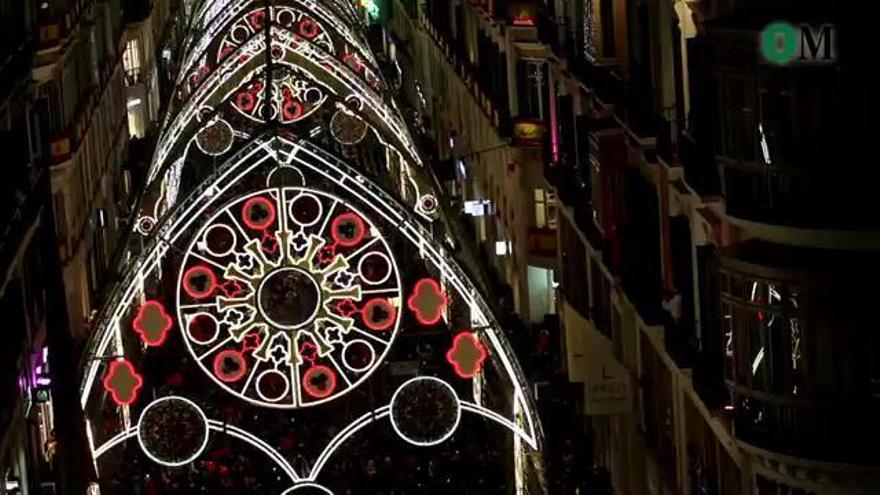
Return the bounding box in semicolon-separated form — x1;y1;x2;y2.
512;118;545;148
508;2;539;26
463;199;491;216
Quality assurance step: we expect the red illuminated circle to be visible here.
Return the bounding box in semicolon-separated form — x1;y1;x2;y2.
241;196;277;230
407;278;449;325
213;350;248;383
299;18;319;39
236;91;256;112
445;332;488;379
103;359;144;406
361;298;396;331
282;98;304;121
183;265;217;299
331;212;366;247
133;300;174;347
302;365;337;399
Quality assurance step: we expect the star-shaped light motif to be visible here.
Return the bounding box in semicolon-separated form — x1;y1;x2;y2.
291;231;309;252
261;231;279;254
220;279;244;298
235;252;255;271
270;345;288;365
317;244;336;264
223;308;247;326
242;332;262;351
334;270;354;288
322;324;344;345
335;299;359;318
299;341;319;364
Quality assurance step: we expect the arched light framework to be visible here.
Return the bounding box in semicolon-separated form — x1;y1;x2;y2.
141;0;431;236
149;0;419;185
81;0;544;489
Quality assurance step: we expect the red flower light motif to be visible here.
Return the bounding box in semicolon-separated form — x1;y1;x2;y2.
317;244;337;264
299;18;319;39
213;350;247;383
334;299;359;318
446;332;488;379
407;278;448;325
133;300;173;347
235;91;256;112
299;341;319;364
282;98;304;121
103;359;144;406
220;279;244;298
261;231;279;254
241;332;262;352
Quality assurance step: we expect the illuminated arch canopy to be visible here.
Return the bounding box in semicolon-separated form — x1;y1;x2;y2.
80;1;543;492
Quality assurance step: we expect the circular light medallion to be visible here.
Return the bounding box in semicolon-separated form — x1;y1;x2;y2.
195;118;234;156
257;267;321;329
137;396;210;467
389;376;461;447
177;188;402;408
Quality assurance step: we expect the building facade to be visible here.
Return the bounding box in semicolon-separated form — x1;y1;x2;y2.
1;0;184;493
389;0;879;493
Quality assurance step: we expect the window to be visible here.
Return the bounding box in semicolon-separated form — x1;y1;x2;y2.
515;59;548;119
123;39;142;80
533;188;557;229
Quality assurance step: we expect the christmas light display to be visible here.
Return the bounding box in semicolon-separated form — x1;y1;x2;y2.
136;396;210;467
103;359;144;407
132;300;174;347
176;187;402;408
389;376;462;447
446;331;488;379
79;1;542;490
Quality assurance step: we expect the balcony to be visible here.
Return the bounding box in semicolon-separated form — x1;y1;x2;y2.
720;240;880;464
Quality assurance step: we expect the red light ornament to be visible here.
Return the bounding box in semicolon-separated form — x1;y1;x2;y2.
213;350;248;383
183;265;217;299
331;212;366;247
303;365;337;399
446;332;488;378
133;300;173;347
407;278;448;325
103;359;144;406
362;298;396;331
241;196;277;230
